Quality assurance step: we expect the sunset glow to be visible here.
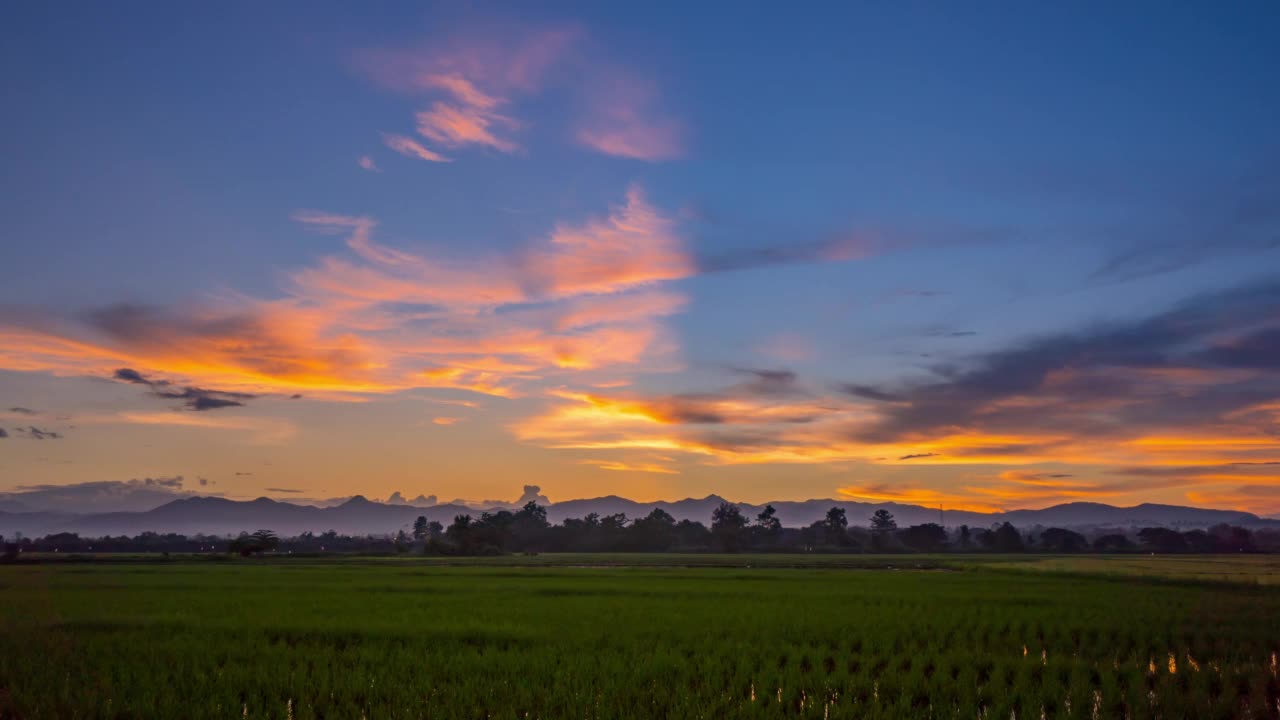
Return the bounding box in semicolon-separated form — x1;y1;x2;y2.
2;6;1278;516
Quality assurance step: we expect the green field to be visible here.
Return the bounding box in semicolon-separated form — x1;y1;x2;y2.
2;556;1278;719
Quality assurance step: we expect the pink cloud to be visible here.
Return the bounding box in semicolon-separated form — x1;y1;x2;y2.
357;24;685;162
415;102;519;153
524;185;695;297
382;133;450;163
357;155;380;172
576;71;684;161
356;26;577;96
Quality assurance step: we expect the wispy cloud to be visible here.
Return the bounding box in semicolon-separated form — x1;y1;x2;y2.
0;186;692;408
357;155;380;172
575;70;683;161
112;412;296;445
415;100;519;153
509;280;1280;511
382;133;450;163
358;23;685;163
581;458;679;474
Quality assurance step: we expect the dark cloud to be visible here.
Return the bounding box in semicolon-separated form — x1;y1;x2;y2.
0;428;8;438
197;477;211;486
16;426;62;440
898;453;938;461
113;368;158;385
839;384;902;403
189;395;246;411
853;280;1280;442
695;223;1011;276
657;397;727;424
111;367;255;412
264;487;304;494
8;407;37;415
0;477;200;513
235;471;254;476
730;367;800;396
1090;160;1280;283
925;330;978;338
696;236;867;274
1199;328;1280;370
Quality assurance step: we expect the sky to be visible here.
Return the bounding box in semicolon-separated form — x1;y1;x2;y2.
1;2;1279;513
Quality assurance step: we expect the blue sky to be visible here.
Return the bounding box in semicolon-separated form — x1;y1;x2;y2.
2;2;1278;511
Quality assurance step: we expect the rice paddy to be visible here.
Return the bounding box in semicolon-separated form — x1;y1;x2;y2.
2;556;1278;718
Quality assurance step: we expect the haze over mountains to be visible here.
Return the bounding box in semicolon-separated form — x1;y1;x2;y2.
1;481;1275;538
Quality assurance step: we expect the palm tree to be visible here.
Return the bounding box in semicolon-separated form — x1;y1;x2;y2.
229;529;279;556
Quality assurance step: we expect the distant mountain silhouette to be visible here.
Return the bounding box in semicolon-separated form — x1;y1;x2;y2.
1;492;1274;538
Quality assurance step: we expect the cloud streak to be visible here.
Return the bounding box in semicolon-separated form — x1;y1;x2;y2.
383;133;450;163
358;24;684;163
0;187;693;413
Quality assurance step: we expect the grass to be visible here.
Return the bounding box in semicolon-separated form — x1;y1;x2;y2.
982;554;1280;585
2;555;1278;718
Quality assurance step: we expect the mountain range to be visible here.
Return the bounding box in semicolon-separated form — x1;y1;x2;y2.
1;491;1275;538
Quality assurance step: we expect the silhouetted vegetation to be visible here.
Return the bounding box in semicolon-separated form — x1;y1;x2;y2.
5;505;1279;559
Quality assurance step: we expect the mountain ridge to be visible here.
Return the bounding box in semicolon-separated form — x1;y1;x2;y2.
1;493;1275;538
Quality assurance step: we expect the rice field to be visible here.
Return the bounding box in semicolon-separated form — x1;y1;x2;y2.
986;554;1280;585
2;556;1278;719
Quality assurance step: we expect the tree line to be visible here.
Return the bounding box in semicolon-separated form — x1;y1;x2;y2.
4;502;1275;558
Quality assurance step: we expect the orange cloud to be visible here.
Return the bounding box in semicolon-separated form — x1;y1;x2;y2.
1186;485;1280;514
432;416;459;426
93;411;298;445
0;188;693;417
836;484;1002;513
524;186;694;297
580;459;679;474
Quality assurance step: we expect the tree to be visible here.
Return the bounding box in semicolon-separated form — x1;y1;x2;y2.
512;502;551;551
1038;527;1088;553
822;507;849;546
631;508;677;551
710;502;748;552
1138;527;1187;553
673;519;712;550
1181;529;1215;553
1207;524;1254;553
516;501;549;528
755;505;782;535
870;509;897;533
988;522;1025;552
899;523;949;552
446;514;474;553
229;529;279;557
1092;534;1133;553
869;509;898;551
957;524;972;550
412;516;429;541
